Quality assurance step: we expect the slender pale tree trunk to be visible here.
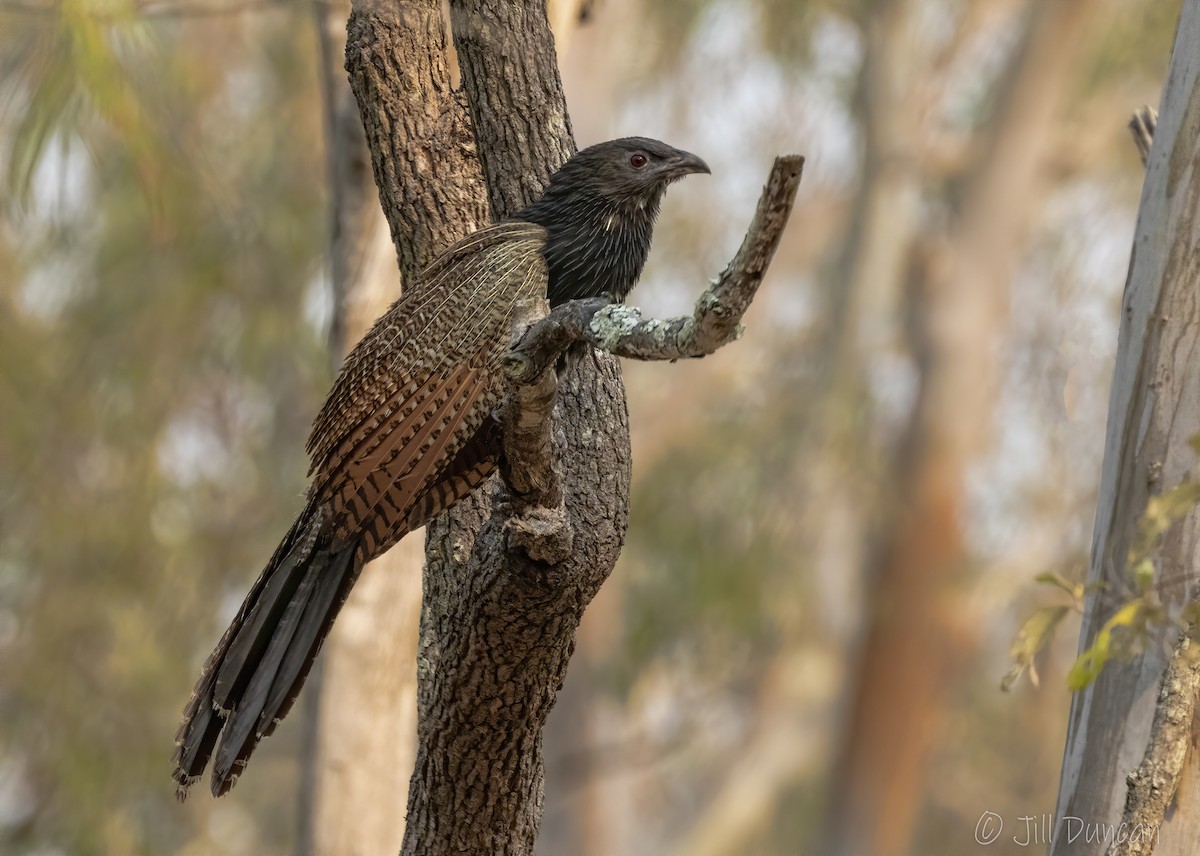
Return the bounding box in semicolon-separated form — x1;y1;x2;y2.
299;3;425;854
822;2;1100;854
1052;5;1200;854
300;0;487;849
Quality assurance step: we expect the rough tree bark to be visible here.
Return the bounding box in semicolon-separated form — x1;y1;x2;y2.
339;1;800;853
1052;5;1200;855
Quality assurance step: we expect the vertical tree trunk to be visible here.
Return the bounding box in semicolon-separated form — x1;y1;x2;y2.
1052;5;1200;854
298;4;427;853
822;2;1100;854
343;1;630;852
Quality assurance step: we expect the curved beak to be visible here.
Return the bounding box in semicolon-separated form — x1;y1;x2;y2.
665;148;711;179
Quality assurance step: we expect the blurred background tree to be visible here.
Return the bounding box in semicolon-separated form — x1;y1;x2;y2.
0;0;1181;854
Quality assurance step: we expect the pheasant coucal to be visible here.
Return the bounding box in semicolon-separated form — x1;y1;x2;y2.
172;137;710;797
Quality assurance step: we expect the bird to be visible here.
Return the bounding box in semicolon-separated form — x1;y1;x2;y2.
171;137;710;798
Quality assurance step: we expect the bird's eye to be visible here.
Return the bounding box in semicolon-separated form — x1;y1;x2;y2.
629;153;648;168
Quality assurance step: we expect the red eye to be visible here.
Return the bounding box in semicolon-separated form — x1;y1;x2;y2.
630;153;647;168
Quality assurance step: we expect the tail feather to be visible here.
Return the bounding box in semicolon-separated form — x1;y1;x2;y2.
172;685;222;792
209;548;326;789
257;545;357;734
173;420;506;799
172;504;363;799
212;518;320;713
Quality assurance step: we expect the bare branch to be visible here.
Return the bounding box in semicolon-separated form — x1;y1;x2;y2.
498;298;573;564
1105;631;1200;856
505;155;805;383
495;155;803;562
500;297;605;383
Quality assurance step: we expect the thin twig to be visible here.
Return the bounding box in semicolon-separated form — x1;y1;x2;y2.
1130;106;1158;167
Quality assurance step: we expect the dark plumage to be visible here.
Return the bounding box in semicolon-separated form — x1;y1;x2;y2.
520;137;709;304
172;137;708;798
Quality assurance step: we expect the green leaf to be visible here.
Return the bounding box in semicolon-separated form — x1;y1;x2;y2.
1131;558;1155;592
1035;571;1083;601
1002;604;1070;691
1128;480;1200;565
1067;600;1145;690
1188;432;1200;456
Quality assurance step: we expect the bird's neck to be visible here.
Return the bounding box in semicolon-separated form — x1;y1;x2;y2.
518;191;660;307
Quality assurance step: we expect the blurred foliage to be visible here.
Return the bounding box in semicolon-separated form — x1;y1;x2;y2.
0;4;328;852
642;0;872;67
622;396;794;673
1066;598;1150;690
1002;603;1070;691
3;1;150;207
1084;0;1183;92
1006;457;1200;694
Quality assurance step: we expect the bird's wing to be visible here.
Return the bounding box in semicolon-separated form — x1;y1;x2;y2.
305;220;548;555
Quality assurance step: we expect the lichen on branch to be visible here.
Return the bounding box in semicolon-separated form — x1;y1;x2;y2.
505;155;805;383
495;155;803;565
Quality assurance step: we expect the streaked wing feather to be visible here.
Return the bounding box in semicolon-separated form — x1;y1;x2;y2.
303;220;547;558
305;221;547;475
312;361;477;529
404;418;502;531
333;359;497;558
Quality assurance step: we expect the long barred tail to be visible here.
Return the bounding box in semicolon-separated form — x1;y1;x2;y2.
172;503;361;798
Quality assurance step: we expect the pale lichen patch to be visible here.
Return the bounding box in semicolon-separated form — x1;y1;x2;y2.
673;317;696;349
591;305;644;351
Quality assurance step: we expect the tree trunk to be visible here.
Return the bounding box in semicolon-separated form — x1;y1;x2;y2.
821;2;1100;854
338;3;800;851
299;3;425;853
344;1;625;853
1052;4;1200;854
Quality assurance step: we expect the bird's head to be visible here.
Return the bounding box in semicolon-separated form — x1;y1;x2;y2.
547;137;710;209
518;137;710;305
